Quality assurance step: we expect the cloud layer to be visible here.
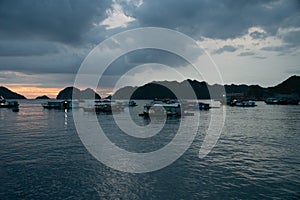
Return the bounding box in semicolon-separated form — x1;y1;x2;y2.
0;0;299;92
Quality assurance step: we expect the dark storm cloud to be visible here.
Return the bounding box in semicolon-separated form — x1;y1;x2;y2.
280;29;300;46
249;31;268;40
213;45;237;54
238;52;256;57
0;40;60;56
0;0;113;76
103;48;190;76
132;0;300;41
0;49;86;74
261;44;294;52
0;0;112;44
0;0;300;88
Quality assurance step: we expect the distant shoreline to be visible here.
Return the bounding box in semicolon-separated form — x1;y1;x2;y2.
1;75;299;100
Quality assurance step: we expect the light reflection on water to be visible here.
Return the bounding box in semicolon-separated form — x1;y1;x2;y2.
0;100;300;199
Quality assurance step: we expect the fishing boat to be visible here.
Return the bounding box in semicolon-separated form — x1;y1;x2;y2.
139;99;181;117
12;107;19;112
0;96;19;108
265;97;299;105
182;101;211;111
230;99;257;107
83;99;123;113
42;100;79;109
264;97;278;105
139;99;194;117
128;100;137;107
121;100;138;107
196;102;211;110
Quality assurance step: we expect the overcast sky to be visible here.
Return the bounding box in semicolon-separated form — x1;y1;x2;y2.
0;0;299;98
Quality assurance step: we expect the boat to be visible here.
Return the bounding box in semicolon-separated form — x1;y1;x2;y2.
121;100;138;107
265;97;299;105
196;102;211;110
0;96;19;108
83;99;123;113
42;100;78;109
128;100;137;107
12;107;20;112
182;101;211;110
230;99;257;107
139;99;194;117
264;97;278;105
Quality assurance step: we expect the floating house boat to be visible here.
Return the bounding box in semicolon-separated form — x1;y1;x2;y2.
182;101;211;111
42;100;79;109
83;99;123;113
265;97;299;105
128;100;137;107
121;100;138;107
0;96;19;108
139;99;193;117
195;102;211;110
230;99;257;107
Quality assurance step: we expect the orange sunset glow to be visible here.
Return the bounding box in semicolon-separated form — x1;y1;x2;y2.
2;84;114;99
3;84;61;99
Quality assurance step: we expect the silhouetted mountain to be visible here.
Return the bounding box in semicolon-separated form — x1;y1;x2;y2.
0;86;26;99
80;88;101;99
57;87;80;99
35;95;50;99
113;75;300;100
56;87;101;99
268;75;300;95
104;95;112;99
224;84;266;99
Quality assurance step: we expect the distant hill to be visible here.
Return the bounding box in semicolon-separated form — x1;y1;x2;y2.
56;86;101;99
113;75;300;100
35;95;50;100
0;86;26;99
268;75;300;95
1;76;298;100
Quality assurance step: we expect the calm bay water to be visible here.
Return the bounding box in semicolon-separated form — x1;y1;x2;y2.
1;100;300;199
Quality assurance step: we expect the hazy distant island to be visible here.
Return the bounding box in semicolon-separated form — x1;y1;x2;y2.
0;86;26;99
0;75;299;100
35;95;50;100
113;75;300;100
56;87;101;100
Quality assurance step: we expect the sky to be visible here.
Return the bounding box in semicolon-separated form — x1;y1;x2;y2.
0;0;299;98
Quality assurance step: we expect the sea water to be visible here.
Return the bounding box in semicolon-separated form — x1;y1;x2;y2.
1;100;299;199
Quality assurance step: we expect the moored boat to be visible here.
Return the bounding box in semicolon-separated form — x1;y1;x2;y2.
121;100;138;107
139;99;193;117
265;97;299;105
182;101;211;111
0;96;19;108
83;99;123;113
264;97;278;105
139;99;181;117
230;99;257;107
128;100;137;107
196;102;211;110
42;100;78;109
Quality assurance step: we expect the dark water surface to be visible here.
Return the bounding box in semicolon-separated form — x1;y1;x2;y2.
1;100;300;199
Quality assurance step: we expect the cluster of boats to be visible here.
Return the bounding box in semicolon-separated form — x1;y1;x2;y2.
139;99;183;117
82;99;123;113
41;98;211;117
1;95;299;116
226;97;299;107
41;100;79;109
